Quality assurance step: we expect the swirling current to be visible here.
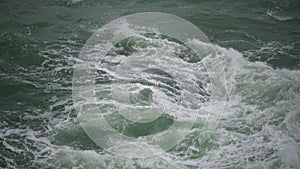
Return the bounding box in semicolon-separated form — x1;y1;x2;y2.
0;0;299;168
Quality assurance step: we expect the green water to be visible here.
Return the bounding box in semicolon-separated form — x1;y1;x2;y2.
0;0;300;168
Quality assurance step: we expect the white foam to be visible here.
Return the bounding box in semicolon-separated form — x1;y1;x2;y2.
6;25;298;168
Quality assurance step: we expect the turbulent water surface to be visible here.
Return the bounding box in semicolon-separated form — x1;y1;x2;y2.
0;0;300;168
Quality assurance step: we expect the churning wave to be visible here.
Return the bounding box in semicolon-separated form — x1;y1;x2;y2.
0;21;299;169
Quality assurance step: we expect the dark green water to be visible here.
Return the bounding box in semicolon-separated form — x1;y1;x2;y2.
0;0;299;168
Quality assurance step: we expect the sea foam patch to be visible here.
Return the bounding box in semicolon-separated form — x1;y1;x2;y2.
72;12;226;158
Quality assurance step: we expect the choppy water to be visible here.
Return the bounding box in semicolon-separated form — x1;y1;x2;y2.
0;0;300;168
